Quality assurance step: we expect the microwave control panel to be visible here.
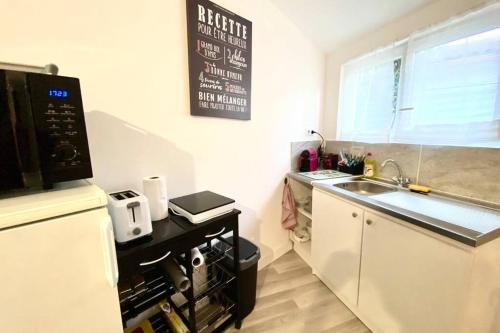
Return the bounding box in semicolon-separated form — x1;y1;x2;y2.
27;73;93;185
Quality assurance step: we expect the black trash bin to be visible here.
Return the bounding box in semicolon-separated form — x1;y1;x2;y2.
218;236;261;319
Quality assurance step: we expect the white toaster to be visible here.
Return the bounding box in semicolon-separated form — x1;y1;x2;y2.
107;189;153;243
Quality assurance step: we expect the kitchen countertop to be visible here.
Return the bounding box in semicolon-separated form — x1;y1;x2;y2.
314;178;500;247
288;171;500;247
288;171;316;185
287;170;352;185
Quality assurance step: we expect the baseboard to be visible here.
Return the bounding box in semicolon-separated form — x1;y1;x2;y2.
274;241;293;259
258;241;292;270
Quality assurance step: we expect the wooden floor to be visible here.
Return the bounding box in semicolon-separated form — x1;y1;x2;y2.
226;251;370;333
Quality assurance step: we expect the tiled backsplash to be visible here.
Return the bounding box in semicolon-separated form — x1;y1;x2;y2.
418;146;500;203
291;140;500;204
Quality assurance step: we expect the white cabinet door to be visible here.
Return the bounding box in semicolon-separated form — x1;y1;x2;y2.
312;189;364;305
0;208;122;333
358;212;473;333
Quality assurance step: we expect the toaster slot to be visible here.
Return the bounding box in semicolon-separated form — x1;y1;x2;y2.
110;190;139;201
125;192;137;199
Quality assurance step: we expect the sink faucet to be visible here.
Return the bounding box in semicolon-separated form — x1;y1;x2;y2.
380;159;410;187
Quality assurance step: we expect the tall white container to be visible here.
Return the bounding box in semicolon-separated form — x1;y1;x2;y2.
142;176;169;221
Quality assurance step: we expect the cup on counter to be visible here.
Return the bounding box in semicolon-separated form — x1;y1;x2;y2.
322;154;339;170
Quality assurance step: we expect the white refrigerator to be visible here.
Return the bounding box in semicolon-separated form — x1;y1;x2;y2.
0;182;123;332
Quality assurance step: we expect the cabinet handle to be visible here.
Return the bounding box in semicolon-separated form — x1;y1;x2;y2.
205;227;226;238
139;251;172;266
352;212;358;218
366;219;373;225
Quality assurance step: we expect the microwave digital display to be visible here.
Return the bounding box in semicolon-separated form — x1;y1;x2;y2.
48;89;68;98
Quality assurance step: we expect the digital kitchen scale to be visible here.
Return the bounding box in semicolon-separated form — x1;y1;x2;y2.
299;170;352;180
169;191;235;224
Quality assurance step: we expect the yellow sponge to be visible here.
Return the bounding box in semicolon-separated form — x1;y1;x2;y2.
408;184;431;193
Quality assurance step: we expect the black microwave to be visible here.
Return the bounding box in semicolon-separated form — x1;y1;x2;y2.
0;69;92;191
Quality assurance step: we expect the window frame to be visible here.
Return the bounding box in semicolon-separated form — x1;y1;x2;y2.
337;3;500;147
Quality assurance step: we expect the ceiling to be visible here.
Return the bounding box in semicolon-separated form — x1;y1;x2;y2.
270;0;436;52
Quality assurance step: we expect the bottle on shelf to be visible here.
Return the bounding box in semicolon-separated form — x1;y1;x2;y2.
159;300;190;333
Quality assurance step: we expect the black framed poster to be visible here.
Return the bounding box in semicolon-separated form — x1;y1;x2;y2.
186;0;252;120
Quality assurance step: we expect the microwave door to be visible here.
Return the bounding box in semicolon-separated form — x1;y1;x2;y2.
0;71;24;191
5;71;43;189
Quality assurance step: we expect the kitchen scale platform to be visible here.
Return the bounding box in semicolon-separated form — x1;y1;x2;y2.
299;170;352;180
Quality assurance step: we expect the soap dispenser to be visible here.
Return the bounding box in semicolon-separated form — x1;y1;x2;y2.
363;152;376;178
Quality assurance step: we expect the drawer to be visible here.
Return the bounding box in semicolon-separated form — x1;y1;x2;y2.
116;211;239;278
173;212;237;248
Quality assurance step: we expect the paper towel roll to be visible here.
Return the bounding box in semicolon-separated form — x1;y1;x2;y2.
160;258;191;292
143;176;168;221
190;247;205;268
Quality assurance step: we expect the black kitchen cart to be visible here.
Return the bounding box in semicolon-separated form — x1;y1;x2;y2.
116;209;242;333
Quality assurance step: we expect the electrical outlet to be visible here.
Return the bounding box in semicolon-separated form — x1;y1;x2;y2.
307;129;314;136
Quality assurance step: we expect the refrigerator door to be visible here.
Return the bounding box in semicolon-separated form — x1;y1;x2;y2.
0;207;122;333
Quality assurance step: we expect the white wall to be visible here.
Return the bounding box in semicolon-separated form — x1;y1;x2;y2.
322;0;493;139
0;0;325;267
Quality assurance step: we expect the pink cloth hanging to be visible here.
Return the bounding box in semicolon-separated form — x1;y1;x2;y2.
281;179;297;230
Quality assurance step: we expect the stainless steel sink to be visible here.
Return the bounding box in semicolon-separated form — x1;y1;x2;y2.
333;180;397;195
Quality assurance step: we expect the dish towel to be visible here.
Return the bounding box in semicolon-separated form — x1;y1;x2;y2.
281;181;297;230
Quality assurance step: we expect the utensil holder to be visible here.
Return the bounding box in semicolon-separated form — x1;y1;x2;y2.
338;162;364;175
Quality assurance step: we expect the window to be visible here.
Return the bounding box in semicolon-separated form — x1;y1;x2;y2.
338;3;500;147
338;46;403;142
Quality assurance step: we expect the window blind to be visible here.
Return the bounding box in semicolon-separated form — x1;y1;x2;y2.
393;4;500;146
338;46;404;142
337;3;500;147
